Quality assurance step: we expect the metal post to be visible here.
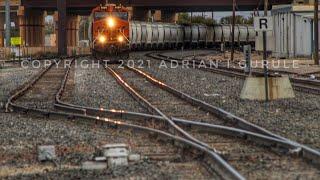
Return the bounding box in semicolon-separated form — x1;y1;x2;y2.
231;0;236;62
19;45;21;61
263;0;269;102
57;0;67;56
314;0;319;65
5;0;11;47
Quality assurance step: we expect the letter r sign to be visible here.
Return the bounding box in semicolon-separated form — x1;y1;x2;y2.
254;16;273;31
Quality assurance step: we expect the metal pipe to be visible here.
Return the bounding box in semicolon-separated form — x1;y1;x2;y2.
5;0;11;47
263;0;269;102
314;0;319;65
231;0;236;62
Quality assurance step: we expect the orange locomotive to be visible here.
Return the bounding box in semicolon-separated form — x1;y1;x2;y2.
89;3;130;57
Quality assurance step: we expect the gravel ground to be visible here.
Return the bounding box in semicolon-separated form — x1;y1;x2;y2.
0;63;41;110
185;51;320;76
113;54;320;179
0;57;213;178
162;49;217;59
0;112;211;179
14;61;65;110
4;161;208;179
63;58;147;113
130;51;320;150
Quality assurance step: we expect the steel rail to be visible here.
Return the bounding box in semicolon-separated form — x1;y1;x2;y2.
105;64;218;149
149;53;320;95
102;63;246;179
53;67;303;154
127;56;320;167
55;102;305;155
54;99;320;167
158;52;320;81
56;54;320;168
5;59;61;112
5;57;245;179
128;64;278;137
6;55;320;179
10;103;245;180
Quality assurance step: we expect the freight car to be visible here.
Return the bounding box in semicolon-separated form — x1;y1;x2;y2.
88;4;255;56
129;22;256;50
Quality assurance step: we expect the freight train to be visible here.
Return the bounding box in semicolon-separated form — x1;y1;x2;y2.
89;4;256;56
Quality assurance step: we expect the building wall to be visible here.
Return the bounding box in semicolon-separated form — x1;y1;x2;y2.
268;4;320;58
294;14;313;56
272;11;314;58
255;31;274;53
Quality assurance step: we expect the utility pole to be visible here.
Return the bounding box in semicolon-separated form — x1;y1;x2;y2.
231;0;236;62
314;0;319;65
263;0;269;102
5;0;11;47
57;0;67;55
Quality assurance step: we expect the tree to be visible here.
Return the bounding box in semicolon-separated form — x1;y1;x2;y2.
45;18;55;35
177;13;216;25
220;15;253;25
177;13;190;24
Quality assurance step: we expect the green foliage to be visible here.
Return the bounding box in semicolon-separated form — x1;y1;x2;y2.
177;13;190;24
220;15;253;25
45;20;55;35
177;13;216;25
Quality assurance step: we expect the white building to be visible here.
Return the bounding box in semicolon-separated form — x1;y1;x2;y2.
256;3;319;58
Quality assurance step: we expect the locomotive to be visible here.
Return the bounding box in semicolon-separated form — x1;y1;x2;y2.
89;3;256;56
89;3;130;57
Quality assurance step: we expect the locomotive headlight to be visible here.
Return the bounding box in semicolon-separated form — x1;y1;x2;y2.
118;36;124;43
98;35;106;43
107;17;115;28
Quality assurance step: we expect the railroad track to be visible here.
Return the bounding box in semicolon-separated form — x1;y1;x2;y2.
5;58;240;179
5;55;320;179
101;63;320;178
147;52;320;95
184;50;320;80
4;61;212;179
55;56;320;178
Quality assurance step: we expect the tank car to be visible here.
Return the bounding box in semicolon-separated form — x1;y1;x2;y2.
157;23;165;49
206;26;214;48
151;23;159;49
176;25;184;48
183;25;192;48
198;25;207;48
214;25;223;45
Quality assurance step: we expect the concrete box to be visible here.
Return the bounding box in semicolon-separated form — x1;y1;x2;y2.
240;76;295;100
102;143;129;167
38;145;56;161
82;161;107;170
128;154;141;162
107;157;128;167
